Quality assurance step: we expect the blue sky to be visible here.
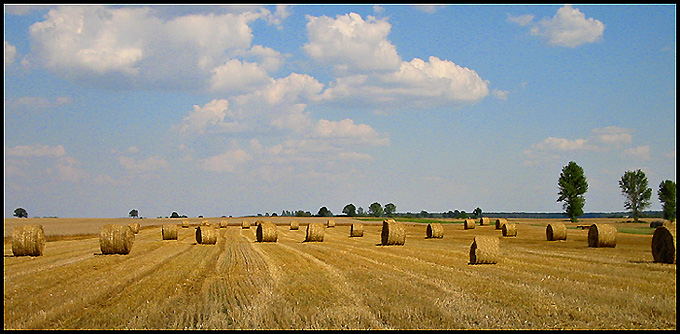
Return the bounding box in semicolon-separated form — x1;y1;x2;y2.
4;4;676;218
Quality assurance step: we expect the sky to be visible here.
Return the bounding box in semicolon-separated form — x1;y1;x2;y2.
4;4;676;218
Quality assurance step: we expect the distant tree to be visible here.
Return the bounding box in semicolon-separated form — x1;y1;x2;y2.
342;204;357;217
384;203;396;217
619;169;652;222
129;209;139;218
658;180;676;222
369;202;383;217
557;161;589;222
170;211;180;218
316;206;332;217
460;211;468;219
357;207;365;216
14;207;28;218
419;210;430;218
473;207;482;218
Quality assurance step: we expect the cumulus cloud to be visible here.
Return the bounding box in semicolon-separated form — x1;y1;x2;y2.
174;99;245;135
529;5;605;47
591;126;632;146
319;56;489;108
26;5;269;90
5;40;17;66
304;12;401;73
210;59;273;92
198;147;252;172
5;144;85;181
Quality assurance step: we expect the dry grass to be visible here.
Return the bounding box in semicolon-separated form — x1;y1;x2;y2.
3;217;676;330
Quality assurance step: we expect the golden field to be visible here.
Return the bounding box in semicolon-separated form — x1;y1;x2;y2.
3;217;676;329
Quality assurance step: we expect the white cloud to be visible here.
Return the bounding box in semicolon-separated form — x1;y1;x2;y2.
210;59;273;92
174;99;245;135
27;5;268;90
530;5;605;47
198;147;252;173
5;144;67;157
264;5;291;28
591;126;632;146
311;118;390;147
623;145;651;161
412;5;440;14
5;144;85;181
5;40;17;66
118;155;169;172
492;89;509;100
508;14;534;26
320;56;489;108
303;12;402;73
5;96;71;110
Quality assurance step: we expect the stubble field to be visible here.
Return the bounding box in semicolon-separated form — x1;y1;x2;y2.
3;217;676;329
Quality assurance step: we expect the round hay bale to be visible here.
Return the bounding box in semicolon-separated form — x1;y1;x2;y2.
128;222;141;234
381;219;406;246
502;223;517;237
650;220;667;228
162;224;178;240
100;224;134;255
241;220;251;229
256;222;278;242
464;219;476;230
495;218;508;230
290;220;300;230
12;224;46;257
652;226;676;264
588;224;617;248
195;226;218;245
305;222;325;242
181;220;190;228
546;223;567;241
326;219;336;228
350;223;364;237
201;220;210;226
469;236;499;264
219;220;228;228
426;223;444;238
479;217;491;226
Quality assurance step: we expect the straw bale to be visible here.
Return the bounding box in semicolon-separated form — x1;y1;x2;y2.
479;217;491;226
181;220;190;228
257;222;278;242
350;223;364;237
128;222;141;234
495;218;508;230
201;220;211;226
242;220;251;229
290;220;300;230
12;224;46;257
651;226;676;264
502;223;517;237
327;219;336;228
305;222;325;242
469;236;499;264
195;226;218;245
381;219;406;246
546;223;567;241
464;219;476;230
100;224;134;255
588;224;617;248
162;224;178;240
426;223;444;238
219;220;228;228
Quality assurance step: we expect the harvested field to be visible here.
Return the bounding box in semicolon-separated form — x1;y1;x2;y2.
3;217;676;330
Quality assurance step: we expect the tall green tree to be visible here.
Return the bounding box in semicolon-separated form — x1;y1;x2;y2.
658;180;676;222
384;203;396;217
473;207;482;218
14;207;28;218
557;161;589;222
129;209;139;218
619;169;652;222
342;204;357;217
368;202;383;217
